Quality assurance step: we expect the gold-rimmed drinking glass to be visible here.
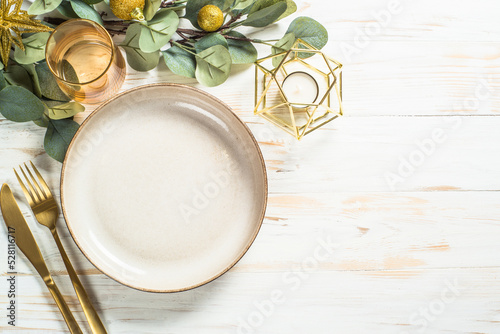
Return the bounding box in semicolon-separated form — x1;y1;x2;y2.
45;19;126;104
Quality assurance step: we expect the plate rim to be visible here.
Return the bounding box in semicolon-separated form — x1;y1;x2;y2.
60;83;268;293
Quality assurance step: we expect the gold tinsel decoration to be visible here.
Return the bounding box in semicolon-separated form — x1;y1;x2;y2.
0;0;52;68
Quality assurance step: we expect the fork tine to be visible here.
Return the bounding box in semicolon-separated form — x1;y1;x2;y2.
20;165;43;202
24;163;47;200
14;169;36;207
30;161;52;198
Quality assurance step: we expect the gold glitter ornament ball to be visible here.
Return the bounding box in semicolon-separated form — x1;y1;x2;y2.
110;0;145;20
197;5;224;32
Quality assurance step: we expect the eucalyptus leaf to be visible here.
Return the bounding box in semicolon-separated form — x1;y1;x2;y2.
229;0;255;15
271;32;294;67
243;2;286;27
195;33;228;54
286;16;328;57
44;100;67;108
162;45;196;78
41;21;56;29
248;0;273;13
61;60;80;84
70;0;104;24
139;9;179;53
184;0;225;29
3;64;33;92
33;113;50;127
28;0;63;15
0;72;6;91
225;31;257;64
14;32;51;65
144;0;162;20
223;0;233;10
121;24;160;72
83;0;102;4
0;62;3;71
249;0;295;21
195;45;232;87
278;0;296;21
44;118;80;162
48;102;85;120
35;62;71;101
58;0;80;18
21;64;42;99
0;86;45;122
233;0;255;10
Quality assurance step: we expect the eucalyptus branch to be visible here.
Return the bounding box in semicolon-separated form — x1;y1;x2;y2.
44;17;130;35
220;21;245;34
176;28;206;37
221;35;277;49
221;34;250;41
222;10;230;23
176;41;196;50
221;13;242;29
218;13;244;34
177;31;196;43
106;28;127;36
101;20;132;26
171;40;197;56
228;20;245;29
253;40;280;48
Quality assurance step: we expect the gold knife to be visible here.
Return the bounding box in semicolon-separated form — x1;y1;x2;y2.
0;184;83;334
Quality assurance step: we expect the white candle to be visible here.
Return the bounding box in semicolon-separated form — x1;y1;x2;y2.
281;71;319;107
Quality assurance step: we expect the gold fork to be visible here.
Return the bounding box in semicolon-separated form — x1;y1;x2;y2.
15;162;107;334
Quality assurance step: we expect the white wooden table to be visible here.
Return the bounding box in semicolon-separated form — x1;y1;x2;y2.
2;0;500;332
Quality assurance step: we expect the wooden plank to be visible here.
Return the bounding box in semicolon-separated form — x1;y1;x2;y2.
1;269;499;333
2;191;499;277
79;41;500;118
292;0;500;42
2;116;500;193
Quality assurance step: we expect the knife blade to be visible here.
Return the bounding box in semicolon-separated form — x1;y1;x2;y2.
0;184;51;280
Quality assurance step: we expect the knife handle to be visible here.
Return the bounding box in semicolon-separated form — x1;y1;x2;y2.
52;229;108;334
45;277;83;334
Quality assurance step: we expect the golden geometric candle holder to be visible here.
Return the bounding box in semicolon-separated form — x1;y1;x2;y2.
254;38;343;139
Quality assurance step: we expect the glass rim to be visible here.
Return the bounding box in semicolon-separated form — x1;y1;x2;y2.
45;18;117;86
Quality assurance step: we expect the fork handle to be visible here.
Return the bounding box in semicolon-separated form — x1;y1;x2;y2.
52;229;108;334
45;278;83;334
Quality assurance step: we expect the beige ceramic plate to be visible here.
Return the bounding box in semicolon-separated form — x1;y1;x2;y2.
61;84;267;292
